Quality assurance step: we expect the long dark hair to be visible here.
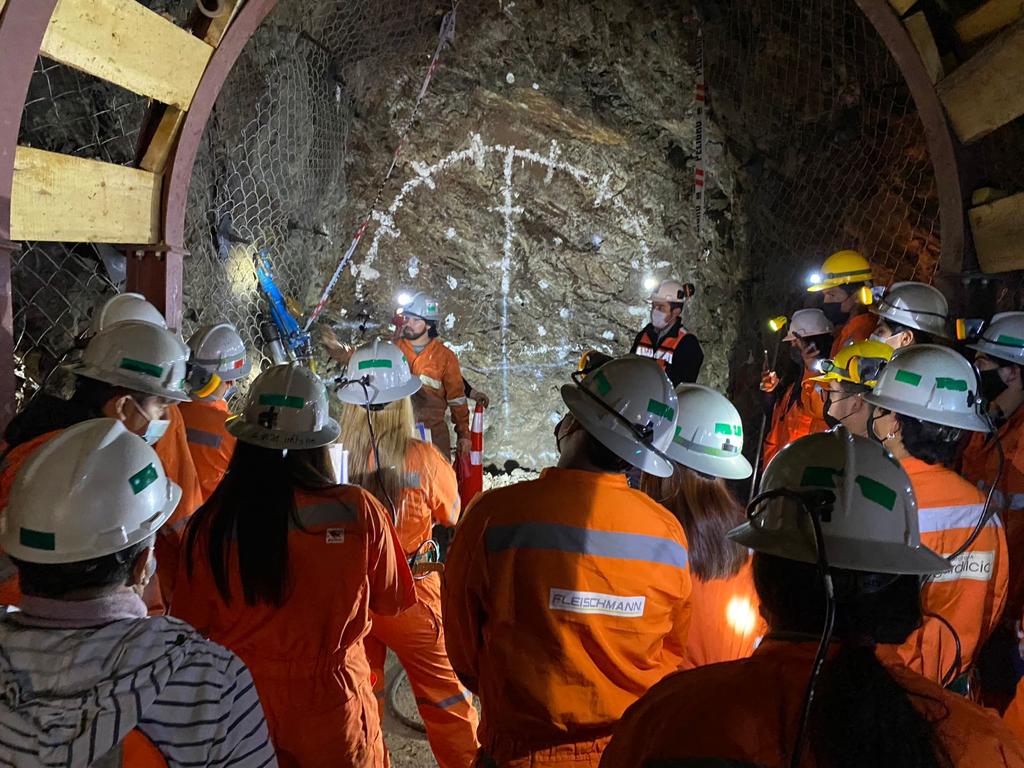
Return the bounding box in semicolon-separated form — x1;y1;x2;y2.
184;441;335;606
641;466;747;580
753;554;952;768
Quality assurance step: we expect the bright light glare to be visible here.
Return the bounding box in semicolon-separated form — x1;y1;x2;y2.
767;316;787;333
726;596;758;636
807;272;822;285
397;292;413;306
642;275;659;292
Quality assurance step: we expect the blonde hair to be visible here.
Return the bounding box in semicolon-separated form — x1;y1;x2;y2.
340;398;416;513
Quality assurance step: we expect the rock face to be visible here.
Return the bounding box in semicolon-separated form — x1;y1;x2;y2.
328;0;749;467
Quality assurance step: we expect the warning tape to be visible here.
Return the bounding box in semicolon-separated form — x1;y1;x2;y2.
694;21;706;236
304;7;458;331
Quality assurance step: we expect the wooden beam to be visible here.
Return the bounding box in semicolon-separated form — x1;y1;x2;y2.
970;191;1024;273
40;0;213;109
10;146;160;243
904;12;944;83
889;0;916;16
937;19;1024;143
956;0;1024;44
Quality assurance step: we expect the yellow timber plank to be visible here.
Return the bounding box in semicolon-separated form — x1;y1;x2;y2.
956;0;1024;44
889;0;916;17
11;146;160;243
904;13;944;83
40;0;213;109
937;19;1024;143
970;191;1024;273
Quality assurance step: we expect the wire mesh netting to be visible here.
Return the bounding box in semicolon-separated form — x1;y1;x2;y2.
702;0;942;291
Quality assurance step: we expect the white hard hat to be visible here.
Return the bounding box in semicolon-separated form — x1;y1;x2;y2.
229;363;340;449
560;355;678;478
729;427;948;575
648;279;688;304
188;322;251;382
74;321;190;402
0;419;181;564
969;311;1024;366
337;339;422;406
402;292;440;323
872;281;950;339
90;292;167;334
863;344;988;432
667;384;752;480
783;308;834;341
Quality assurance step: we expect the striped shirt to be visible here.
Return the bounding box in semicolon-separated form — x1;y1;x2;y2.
0;595;276;767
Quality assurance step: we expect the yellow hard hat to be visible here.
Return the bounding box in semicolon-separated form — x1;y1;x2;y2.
806;250;874;293
810;339;893;387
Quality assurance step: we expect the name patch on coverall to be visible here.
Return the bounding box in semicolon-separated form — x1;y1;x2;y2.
931;551;995;583
549;588;646;618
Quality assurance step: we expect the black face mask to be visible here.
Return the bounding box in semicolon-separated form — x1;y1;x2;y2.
788;345;804;365
980;369;1009;403
821;301;851;326
823;390;857;429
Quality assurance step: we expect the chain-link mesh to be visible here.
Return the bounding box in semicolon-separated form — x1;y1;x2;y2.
703;0;942;292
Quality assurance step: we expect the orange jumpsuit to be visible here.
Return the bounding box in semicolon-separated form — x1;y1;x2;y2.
831;311;877;355
179;399;236;504
897;457;1009;684
396;338;470;457
1005;674;1024;741
172;484;416;767
443;467;693;768
600;639;1024;767
763;374;828;466
683;558;764;669
363;439;479;768
962;406;1024;617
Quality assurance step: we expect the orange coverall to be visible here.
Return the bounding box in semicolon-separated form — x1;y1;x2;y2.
831;311;877;356
683;558;764;669
1004;674;1024;741
962;406;1024;617
396;338;470;457
179;399;236;504
763;374;828;466
897;457;1009;684
364;439;479;768
600;639;1024;767
172;484;416;768
443;467;693;768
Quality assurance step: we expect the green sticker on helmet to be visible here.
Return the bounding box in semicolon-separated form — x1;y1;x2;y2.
258;394;306;409
129;463;159;495
120;358;163;378
358;359;394;370
715;422;742;436
935;377;968;392
996;334;1024;348
647;399;675;421
593;372;612;396
894;369;922;387
20;527;55;551
800;466;840;489
854;475;897;511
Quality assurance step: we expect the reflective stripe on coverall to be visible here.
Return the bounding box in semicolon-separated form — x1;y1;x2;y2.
599;639;1024;767
831;312;877;356
172;484;415;767
442;467;693;768
363;439;479;768
683;558;763;669
180;398;236;504
762;375;828;466
897;457;1008;684
962;406;1024;618
396;338;470;457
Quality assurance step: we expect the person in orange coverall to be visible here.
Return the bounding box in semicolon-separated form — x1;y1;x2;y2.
173;363;415;768
443;355;691;768
395;292;471;458
761;309;833;466
805;248;877;355
601;428;1024;768
641;383;763;668
338;340;479;768
0;318;194;611
865;344;1008;686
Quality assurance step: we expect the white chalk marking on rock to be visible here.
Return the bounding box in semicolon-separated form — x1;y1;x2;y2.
445;313;455;330
445;227;457;240
407;255;419;278
602;330;616;341
538;279;549;290
446;275;458;289
537;325;547;337
506;72;516;85
559;307;570;319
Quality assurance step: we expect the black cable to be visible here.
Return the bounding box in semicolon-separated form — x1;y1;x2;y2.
925;610;963;688
336;375;399;525
948;405;1005;561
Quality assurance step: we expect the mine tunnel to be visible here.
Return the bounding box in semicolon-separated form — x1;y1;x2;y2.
2;0;1024;766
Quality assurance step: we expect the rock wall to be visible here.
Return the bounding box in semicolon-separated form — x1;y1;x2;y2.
328;0;751;467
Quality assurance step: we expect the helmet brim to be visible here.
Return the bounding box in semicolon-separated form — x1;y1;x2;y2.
727;521;950;576
560;384;674;478
228;418;341;450
72;364;191;402
870;307;950;339
218;359;253;382
968;341;1022;367
862;392;990;433
665;440;753;480
336;375;422;406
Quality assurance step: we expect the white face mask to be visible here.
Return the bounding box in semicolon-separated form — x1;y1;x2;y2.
130;399;170;445
869;332;900;350
651;309;670;329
